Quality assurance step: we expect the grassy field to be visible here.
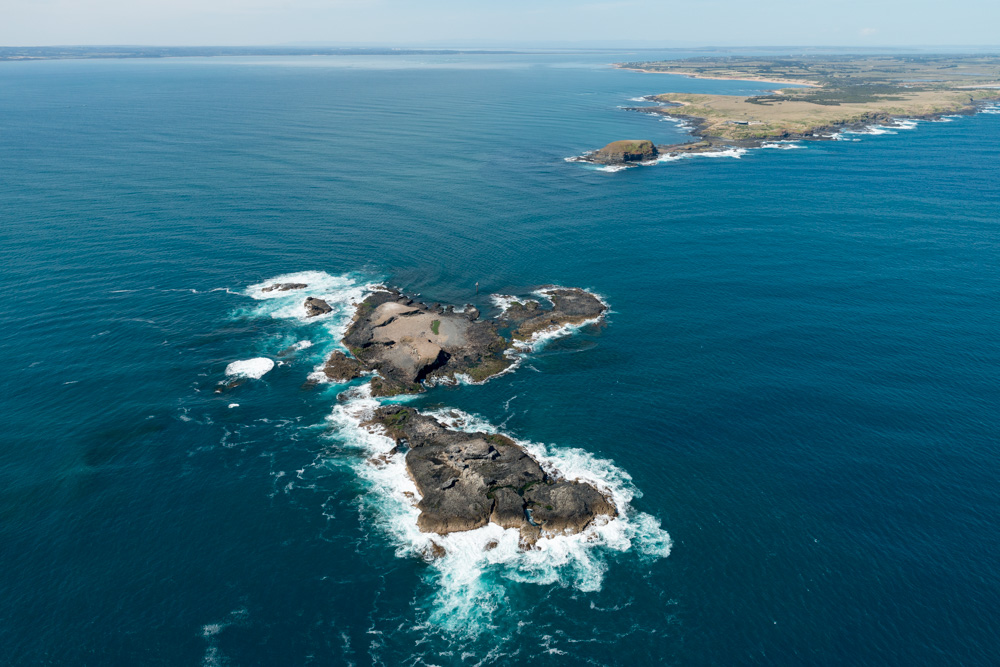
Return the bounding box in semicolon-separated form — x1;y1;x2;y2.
619;55;1000;141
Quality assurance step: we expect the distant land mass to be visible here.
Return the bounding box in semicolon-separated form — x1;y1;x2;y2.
0;46;523;61
580;54;1000;164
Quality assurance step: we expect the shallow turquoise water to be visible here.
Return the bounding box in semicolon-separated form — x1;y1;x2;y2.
2;53;999;665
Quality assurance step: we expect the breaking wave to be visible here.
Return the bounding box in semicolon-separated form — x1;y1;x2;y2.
656;147;747;163
243;270;379;345
225;357;275;379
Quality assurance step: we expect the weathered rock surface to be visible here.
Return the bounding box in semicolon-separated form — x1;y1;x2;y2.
320;351;363;382
262;282;307;292
587;139;657;165
500;287;607;342
304;297;332;317
333;286;607;395
368;407;616;545
342;289;511;396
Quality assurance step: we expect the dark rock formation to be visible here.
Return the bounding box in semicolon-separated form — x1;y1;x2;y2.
367;407;616;545
304;297;332;317
342;289;512;396
587;139;657;165
320;351;363;382
332;286;607;395
262;282;307;292
500;287;607;342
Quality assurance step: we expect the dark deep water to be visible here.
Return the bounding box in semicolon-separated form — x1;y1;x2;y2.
2;52;999;665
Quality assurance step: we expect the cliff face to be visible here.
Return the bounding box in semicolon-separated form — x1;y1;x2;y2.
589;139;658;164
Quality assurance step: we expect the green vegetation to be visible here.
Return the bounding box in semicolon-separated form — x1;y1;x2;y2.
382;410;409;427
430;319;440;335
370;378;421;397
746;84;908;106
466;357;511;382
485;479;542;500
618;55;1000;88
603;140;654;153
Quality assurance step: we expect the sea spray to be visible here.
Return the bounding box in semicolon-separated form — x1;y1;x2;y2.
225;357;275;379
244;270;380;345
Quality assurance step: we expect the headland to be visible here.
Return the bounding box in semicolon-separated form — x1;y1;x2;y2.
578;55;1000;165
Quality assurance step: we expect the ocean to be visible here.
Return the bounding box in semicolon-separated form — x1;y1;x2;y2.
2;51;999;665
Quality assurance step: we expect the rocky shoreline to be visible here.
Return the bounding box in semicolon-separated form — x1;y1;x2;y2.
572;95;998;167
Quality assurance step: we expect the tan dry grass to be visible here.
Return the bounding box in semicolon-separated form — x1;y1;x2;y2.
654;89;994;140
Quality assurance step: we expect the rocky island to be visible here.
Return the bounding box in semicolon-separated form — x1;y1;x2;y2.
585;55;1000;160
367;406;616;546
320;285;606;396
581;139;658;165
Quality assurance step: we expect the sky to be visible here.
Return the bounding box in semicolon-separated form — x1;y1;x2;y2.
2;0;998;48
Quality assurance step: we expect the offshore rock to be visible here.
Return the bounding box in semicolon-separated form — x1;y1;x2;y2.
587;139;657;165
342;289;512;396
262;282;307;292
367;407;617;545
320;351;363;382
500;286;607;342
304;297;332;317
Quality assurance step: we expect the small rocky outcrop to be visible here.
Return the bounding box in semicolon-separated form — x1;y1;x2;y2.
367;407;616;546
320;351;363;382
262;282;307;292
304;297;332;317
588;139;657;165
501;287;607;342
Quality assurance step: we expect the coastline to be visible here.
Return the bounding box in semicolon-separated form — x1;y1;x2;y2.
569;94;1000;169
611;63;821;88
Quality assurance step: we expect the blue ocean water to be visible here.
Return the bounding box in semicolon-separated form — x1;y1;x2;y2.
2;52;1000;665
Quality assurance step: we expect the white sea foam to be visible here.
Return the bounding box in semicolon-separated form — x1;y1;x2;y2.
656;147;747;164
242;271;380;353
322;390;671;635
760;142;803;150
842;125;896;136
519;287;608;351
490;293;528;315
225;357;275;379
228;403;239;409
658;115;693;129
